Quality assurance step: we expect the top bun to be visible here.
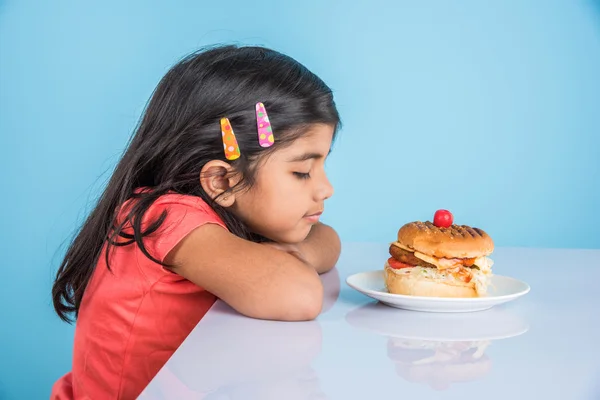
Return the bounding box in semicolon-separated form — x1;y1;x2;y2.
397;221;494;259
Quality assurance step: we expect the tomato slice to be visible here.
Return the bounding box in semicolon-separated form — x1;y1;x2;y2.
387;257;414;269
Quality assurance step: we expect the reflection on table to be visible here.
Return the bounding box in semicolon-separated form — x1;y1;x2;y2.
345;302;529;390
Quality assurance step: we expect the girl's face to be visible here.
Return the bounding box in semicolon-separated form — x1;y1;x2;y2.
232;124;335;244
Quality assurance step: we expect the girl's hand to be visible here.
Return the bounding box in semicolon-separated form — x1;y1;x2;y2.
261;223;341;275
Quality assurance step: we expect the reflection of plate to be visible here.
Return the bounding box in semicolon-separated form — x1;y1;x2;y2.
345;302;529;341
346;270;530;313
345;302;529;391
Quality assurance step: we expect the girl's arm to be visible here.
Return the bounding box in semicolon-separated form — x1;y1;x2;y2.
296;223;341;274
165;224;323;321
260;223;341;274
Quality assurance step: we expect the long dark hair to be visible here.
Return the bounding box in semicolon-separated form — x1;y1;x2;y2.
52;45;341;323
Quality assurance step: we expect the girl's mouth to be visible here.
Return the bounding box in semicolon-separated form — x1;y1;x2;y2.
304;211;322;223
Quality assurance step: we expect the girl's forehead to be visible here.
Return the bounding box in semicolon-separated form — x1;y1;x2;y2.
277;124;334;158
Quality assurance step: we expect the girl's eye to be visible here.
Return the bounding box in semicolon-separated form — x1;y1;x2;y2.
293;172;311;180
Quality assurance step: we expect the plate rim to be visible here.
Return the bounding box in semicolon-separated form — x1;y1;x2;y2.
346;269;531;302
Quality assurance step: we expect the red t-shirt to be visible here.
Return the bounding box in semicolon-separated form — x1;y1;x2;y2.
51;194;227;399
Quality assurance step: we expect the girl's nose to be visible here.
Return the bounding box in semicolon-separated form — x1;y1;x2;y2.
319;175;334;201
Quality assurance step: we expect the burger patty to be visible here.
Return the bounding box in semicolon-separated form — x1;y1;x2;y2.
389;245;436;268
389;244;479;269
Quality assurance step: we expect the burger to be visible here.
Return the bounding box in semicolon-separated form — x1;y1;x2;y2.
385;210;494;297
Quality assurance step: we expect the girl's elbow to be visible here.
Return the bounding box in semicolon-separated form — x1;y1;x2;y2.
294;276;324;320
258;282;323;321
241;299;322;321
292;290;323;321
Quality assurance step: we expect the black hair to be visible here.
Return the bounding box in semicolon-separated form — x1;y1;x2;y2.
52;44;341;323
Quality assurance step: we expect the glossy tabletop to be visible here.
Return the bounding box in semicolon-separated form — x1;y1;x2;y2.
140;243;600;400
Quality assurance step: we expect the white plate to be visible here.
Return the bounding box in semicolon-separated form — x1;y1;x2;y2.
346;270;530;313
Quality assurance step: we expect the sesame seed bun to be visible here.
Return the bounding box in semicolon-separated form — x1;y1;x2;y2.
397;221;494;259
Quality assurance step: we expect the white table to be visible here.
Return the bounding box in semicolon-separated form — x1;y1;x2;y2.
140;243;600;400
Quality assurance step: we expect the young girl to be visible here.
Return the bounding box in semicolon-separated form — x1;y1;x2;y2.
51;45;342;400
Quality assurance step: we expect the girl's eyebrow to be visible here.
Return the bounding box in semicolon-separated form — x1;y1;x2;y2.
286;150;331;163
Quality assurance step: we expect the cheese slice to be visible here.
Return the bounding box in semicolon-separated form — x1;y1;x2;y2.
413;251;463;270
391;241;414;252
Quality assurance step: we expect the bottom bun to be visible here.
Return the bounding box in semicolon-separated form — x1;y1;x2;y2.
384;265;478;298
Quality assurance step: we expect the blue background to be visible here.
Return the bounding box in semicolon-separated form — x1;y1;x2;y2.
1;0;599;398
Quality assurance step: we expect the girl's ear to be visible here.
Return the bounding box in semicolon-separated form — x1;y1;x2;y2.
200;160;241;208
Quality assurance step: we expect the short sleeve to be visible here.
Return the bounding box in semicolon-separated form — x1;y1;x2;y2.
140;194;228;264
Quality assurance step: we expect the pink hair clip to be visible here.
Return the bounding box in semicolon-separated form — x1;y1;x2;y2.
256;102;274;147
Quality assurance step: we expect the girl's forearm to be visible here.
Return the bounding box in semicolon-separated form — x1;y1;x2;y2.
298;223;341;274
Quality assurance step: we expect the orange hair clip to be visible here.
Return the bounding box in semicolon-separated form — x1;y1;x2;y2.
220;117;240;160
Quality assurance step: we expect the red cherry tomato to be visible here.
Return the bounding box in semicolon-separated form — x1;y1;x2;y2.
387;257;413;269
433;209;453;228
